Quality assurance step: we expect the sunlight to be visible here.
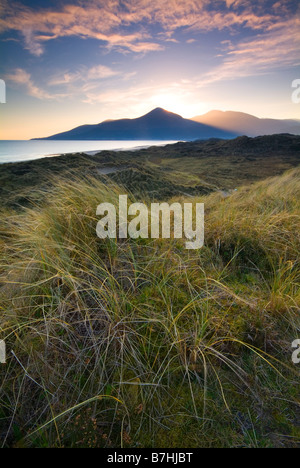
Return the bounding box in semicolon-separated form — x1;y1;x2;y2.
149;92;204;118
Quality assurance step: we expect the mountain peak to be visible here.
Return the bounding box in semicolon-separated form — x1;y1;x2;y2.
147;107;180;115
143;107;183;120
148;107;169;114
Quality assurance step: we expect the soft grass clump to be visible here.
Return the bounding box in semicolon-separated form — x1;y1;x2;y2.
0;169;299;448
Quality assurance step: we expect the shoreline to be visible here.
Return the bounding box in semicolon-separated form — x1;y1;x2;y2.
0;140;179;165
0;134;299;210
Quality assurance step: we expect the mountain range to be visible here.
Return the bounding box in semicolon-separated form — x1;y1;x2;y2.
192;110;300;138
34;108;300;141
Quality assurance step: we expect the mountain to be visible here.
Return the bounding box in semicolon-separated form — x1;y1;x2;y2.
34;108;236;141
192;110;300;137
34;108;300;141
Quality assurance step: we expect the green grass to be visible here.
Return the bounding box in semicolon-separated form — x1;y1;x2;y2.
0;163;299;447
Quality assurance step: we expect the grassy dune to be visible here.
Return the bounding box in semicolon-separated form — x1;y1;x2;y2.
1;134;299;208
0;166;299;448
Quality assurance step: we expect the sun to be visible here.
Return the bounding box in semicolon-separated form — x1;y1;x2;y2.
149;93;189;117
149;91;205;118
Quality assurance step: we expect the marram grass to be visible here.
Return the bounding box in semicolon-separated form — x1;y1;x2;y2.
0;168;299;448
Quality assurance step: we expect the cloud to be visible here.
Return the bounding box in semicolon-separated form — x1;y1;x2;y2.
0;0;298;57
6;68;62;100
0;1;162;55
5;60;137;101
87;65;119;80
22;29;44;56
1;0;299;105
196;16;300;86
48;64;123;86
80;79;192;107
46;63;138;105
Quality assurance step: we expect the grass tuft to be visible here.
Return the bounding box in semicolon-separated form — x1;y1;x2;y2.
0;168;299;448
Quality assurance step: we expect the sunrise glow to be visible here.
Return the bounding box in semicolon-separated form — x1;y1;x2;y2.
0;1;299;139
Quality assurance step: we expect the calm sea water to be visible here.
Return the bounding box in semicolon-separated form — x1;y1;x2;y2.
0;140;178;164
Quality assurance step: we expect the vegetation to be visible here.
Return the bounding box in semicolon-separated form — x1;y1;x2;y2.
1;134;299;208
0;154;299;447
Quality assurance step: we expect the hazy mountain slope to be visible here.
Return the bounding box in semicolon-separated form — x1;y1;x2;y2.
34;108;236;141
192;110;300;137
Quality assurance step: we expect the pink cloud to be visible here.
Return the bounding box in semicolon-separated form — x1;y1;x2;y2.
0;0;298;57
6;68;65;100
196;17;300;86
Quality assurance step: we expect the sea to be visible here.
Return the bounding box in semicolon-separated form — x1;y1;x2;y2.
0;140;178;164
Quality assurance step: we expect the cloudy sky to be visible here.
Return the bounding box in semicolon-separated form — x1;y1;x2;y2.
0;0;299;139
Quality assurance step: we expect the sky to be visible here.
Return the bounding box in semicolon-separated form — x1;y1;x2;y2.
0;0;299;139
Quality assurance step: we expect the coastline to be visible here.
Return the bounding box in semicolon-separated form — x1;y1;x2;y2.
0;134;299;209
0;140;178;165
